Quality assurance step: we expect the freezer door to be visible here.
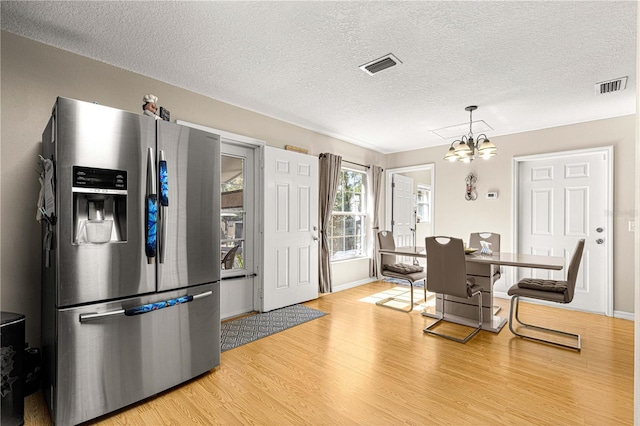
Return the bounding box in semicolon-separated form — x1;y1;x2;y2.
53;97;156;306
51;283;220;425
157;122;220;291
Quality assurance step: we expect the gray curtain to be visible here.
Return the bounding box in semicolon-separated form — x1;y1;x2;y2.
318;153;342;293
367;165;384;278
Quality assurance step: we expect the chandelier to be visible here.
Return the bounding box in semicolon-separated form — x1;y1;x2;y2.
443;106;497;163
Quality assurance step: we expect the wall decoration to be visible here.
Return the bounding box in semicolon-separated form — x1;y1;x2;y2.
465;172;477;201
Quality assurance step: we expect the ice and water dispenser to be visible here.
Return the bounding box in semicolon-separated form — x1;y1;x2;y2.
72;166;127;244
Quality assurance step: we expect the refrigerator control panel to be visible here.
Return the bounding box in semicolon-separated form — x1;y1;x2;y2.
72;166;128;244
73;166;127;191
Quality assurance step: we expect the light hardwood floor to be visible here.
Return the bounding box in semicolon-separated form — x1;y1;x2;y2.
25;281;633;425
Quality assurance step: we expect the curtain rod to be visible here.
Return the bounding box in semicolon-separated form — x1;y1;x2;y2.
319;153;370;169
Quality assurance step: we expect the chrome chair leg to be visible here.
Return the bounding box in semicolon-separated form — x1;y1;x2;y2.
376;283;416;312
508;295;581;352
423;290;482;344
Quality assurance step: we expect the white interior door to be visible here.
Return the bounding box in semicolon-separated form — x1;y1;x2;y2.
262;147;319;311
392;174;415;249
514;148;612;315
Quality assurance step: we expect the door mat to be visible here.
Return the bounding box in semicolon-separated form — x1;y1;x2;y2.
221;304;326;352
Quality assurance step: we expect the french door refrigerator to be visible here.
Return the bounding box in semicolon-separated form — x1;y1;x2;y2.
40;97;220;425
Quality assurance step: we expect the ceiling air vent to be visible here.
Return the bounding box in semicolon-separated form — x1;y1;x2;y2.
359;53;402;75
595;77;628;95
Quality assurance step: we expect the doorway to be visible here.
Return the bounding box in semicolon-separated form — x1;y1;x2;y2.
220;144;257;318
385;164;435;263
176;120;264;319
511;147;613;316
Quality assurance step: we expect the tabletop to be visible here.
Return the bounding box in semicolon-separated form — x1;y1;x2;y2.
379;246;565;270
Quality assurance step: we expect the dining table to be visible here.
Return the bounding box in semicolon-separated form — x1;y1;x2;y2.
378;246;565;332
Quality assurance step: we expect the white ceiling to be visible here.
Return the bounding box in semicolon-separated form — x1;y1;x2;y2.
1;1;636;154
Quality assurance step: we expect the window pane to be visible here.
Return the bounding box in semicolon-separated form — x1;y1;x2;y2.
355;215;364;236
344;215;356;235
344;171;362;192
345;236;357;252
220;212;244;241
331;237;344;255
333;191;344;212
348;192;363;212
221;154;245;271
330;215;345;237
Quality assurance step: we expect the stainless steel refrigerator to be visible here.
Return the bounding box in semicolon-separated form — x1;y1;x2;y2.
40;97;220;425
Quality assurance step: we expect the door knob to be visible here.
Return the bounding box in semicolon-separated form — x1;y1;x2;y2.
312;236;319;241
596;227;604;233
596;238;604;244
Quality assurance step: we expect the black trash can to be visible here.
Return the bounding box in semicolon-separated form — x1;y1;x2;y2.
1;312;25;426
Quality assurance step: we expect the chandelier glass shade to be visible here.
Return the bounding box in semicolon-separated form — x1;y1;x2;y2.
444;106;497;163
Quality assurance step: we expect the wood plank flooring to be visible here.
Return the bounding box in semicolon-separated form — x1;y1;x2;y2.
25;281;634;425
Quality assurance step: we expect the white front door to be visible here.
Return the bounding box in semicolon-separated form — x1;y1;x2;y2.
392;174;415;248
513;147;612;315
262;147;319;311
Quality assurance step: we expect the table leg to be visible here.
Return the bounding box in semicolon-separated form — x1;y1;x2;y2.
421;264;507;333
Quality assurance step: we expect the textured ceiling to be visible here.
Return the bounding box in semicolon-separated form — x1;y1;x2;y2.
1;1;636;154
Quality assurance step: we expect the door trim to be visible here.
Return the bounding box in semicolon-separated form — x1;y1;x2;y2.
385;163;436;237
511;146;614;316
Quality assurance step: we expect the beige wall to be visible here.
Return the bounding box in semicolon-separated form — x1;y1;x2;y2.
0;32;384;345
387;115;637;314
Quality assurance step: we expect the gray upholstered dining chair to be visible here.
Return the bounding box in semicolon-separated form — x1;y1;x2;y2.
507;239;585;351
467;232;502;313
376;230;426;312
423;236;484;343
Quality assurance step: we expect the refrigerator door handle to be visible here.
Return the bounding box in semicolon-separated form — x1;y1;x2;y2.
158;150;168;263
78;291;213;323
79;309;125;323
192;290;213;300
146;147;157;263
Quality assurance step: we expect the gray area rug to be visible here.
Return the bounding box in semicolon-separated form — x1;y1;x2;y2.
221;304;326;352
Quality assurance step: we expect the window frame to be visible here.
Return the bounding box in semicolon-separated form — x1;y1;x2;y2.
328;167;368;262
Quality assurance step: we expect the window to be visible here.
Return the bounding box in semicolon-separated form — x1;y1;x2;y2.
220;155;245;270
329;168;367;261
416;184;431;223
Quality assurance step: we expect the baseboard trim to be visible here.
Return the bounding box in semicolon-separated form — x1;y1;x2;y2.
494;291;634;320
332;277;378;293
221;307;254;320
614;310;635;321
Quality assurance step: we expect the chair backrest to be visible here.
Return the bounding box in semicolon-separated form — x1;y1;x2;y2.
565;239;585;302
222;245;239;269
425;236;469;298
467;232;501;277
469;232;500;252
377;230;397;267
